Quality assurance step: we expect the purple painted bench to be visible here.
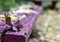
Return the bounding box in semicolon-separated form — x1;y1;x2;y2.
0;6;42;42
0;21;11;42
3;14;38;42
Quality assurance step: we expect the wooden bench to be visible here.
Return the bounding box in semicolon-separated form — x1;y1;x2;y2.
0;6;42;42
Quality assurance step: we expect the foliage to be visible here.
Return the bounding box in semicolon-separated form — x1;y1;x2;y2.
0;0;30;12
42;2;52;8
0;0;16;12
